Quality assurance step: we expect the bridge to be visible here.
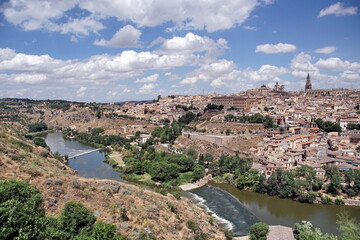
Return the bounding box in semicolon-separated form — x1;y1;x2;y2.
68;148;103;159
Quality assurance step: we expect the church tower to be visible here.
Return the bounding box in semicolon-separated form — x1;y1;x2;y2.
305;73;312;91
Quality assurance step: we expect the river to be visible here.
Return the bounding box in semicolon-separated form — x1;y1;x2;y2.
45;132;123;181
188;182;360;236
45;132;360;237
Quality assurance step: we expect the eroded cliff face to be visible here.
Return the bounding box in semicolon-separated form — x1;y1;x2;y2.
0;124;226;240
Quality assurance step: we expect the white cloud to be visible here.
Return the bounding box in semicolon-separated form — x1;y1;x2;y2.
156;32;228;61
181;59;236;85
341;71;360;81
70;35;79;43
255;43;297;54
13;73;47;84
76;86;87;97
135;74;159;83
180;58;288;90
243;26;257;30
2;0;104;35
53;16;105;35
0;48;198;85
291;52;315;72
210;64;288;89
318;2;357;18
94;25;141;48
0;51;63;72
315;57;360;71
138;83;157;94
165;72;180;81
315;46;336;54
261;0;275;5
123;88;131;93
290;52;360;89
2;0;268;34
107;90;118;98
0;48;17;60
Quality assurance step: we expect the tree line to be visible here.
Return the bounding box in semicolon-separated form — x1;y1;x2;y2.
211;159;360;204
224;113;275;128
123;145;205;184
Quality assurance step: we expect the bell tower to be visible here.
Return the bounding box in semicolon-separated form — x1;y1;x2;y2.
305;73;312;91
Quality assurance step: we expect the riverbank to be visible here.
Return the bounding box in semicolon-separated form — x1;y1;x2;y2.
234;225;295;240
212;174;360;207
179;174;212;191
208;182;360;236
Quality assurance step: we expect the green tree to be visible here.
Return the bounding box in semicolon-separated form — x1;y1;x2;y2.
0;180;45;240
324;165;342;195
267;169;296;198
59;201;96;237
204;153;214;163
249;222;269;240
293;221;336;240
346;123;360;130
337;211;360;240
166;154;194;172
33;137;47;148
28;122;48;132
184;146;197;159
74;222;122;240
193;165;205;182
255;174;267;194
236;170;258;190
150;162;180;181
315;118;341;132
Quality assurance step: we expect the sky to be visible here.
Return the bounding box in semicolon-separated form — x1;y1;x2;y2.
0;0;359;102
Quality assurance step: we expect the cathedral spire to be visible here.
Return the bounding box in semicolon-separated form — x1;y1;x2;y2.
305;73;312;91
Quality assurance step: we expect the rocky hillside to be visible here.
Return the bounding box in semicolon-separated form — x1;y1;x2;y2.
0;123;226;240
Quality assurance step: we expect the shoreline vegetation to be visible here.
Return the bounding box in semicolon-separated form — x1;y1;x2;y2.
55;125;360;207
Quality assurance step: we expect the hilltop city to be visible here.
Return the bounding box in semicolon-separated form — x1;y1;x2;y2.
1;74;360;239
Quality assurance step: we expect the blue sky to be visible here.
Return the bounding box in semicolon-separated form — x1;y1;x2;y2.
0;0;359;102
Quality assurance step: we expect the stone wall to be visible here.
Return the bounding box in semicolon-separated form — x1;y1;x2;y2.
199;121;264;134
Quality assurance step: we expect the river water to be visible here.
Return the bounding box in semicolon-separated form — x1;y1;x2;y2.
189;182;360;236
45;132;123;181
45;132;360;236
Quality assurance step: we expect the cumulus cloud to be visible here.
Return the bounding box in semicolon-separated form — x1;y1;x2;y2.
156;32;228;61
52;16;105;35
13;73;47;84
315;46;336;54
2;0;104;35
0;48;198;85
94;25;141;48
135;74;159;83
165;72;180;81
255;43;297;54
181;59;236;85
2;0;268;34
138;83;157;94
290;52;360;89
180;58;288;90
318;2;357;18
315;57;360;72
76;86;87;97
210;64;288;89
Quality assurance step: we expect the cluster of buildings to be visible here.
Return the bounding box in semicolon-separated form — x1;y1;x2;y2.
233;75;360;178
249;127;360;178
